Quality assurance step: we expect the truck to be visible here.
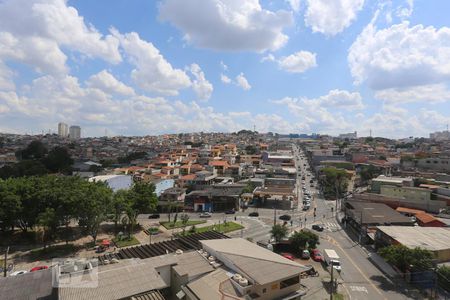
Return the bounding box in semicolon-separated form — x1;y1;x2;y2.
323;249;342;272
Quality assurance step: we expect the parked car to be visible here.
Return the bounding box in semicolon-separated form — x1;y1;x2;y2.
301;249;310;259
279;214;291;221
281;253;295;261
248;212;259;217
225;209;236;214
148;213;160;219
10;270;28;276
302;205;310;211
95;245;106;253
311;249;323;262
30;266;48;272
312;224;324;232
199;212;212;218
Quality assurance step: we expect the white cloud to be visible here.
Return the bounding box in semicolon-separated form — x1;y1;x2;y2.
375;84;450;104
112;30;191;96
286;0;300;12
220;61;228;71
304;0;364;36
349;22;450;90
277;51;317;73
188;63;213;101
221;74;232;84
0;0;121;64
396;0;414;19
316;89;364;110
87;70;135;96
158;0;293;52
235;73;251;91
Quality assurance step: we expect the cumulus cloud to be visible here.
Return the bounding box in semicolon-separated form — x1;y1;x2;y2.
375;84;450;104
87;70;135;96
304;0;365;35
112;30;191;96
235;73;251;90
277;51;317;73
286;0;300;12
158;0;293;52
0;0;121;65
188;63;213;101
349;22;450;90
221;74;232;84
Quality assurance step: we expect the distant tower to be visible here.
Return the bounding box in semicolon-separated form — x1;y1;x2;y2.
369;129;372;137
69;125;81;139
58;122;69;137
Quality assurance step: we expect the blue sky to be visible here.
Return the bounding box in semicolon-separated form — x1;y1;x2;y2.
0;0;449;138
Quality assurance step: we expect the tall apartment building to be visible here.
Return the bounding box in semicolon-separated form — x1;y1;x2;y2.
58;122;68;137
69;125;81;139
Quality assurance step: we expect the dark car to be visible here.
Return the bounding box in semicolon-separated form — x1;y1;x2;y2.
279;214;291;221
312;224;324;232
148;214;160;219
225;209;236;214
248;212;259;217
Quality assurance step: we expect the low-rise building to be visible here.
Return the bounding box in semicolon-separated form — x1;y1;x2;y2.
88;174;133;192
375;226;450;262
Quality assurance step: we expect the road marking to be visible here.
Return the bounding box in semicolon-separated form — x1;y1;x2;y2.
327;234;388;300
350;286;368;294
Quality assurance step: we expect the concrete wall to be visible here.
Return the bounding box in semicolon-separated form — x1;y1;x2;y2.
417;158;450;172
380;185;431;202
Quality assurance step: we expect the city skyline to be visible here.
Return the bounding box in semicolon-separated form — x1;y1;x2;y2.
0;0;449;138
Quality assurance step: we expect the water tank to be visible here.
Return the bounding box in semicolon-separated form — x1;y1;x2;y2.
233;274;242;281
238;278;248;286
176;249;184;255
208;256;215;261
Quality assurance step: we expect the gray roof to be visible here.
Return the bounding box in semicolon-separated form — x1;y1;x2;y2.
0;268;54;300
346;200;413;225
377;226;450;251
58;257;173;300
201;238;309;285
172;251;214;279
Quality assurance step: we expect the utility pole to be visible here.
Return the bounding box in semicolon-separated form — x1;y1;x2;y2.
273;206;277;226
3;247;9;277
330;262;334;300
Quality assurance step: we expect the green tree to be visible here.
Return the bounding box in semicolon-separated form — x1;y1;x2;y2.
319;167;349;199
37;207;58;249
289;230;319;253
129;182;158;214
180;214;190;235
43;146;73;173
359;165;380;183
112;190;128;234
245;145;257;155
17;140;48;160
379;245;434;272
0;181;21;232
78;181;113;243
270;224;288;243
437;265;450;292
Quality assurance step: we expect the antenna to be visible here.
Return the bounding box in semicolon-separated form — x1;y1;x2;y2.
253;124;256;132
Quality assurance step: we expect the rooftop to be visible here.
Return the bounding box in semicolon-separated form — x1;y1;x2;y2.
346;200;413;225
201;238;309;285
377;226;450;251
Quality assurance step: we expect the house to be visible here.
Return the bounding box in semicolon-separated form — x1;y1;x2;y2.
208;160;230;175
184;238;310;300
375;226;450;262
415;213;447;227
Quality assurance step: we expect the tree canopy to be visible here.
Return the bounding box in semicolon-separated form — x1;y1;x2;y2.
379;245;434;272
270;224;288;243
319;167;349;199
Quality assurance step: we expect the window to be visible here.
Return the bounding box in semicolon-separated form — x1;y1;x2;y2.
280;275;300;289
262;288;267;294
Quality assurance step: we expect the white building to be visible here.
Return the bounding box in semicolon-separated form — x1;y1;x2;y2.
88;175;133;192
430;130;450;141
58;122;68;137
338;131;357;139
69;125;81;139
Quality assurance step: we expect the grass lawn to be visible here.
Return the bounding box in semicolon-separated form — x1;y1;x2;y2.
112;236;140;248
160;220;206;229
333;293;344;300
182;221;243;235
